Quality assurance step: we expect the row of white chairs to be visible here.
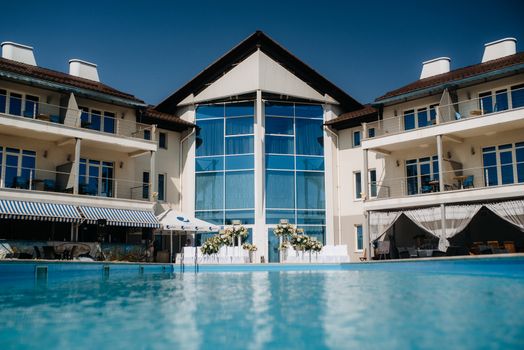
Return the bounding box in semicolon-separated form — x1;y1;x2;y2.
176;246;251;264
284;245;350;263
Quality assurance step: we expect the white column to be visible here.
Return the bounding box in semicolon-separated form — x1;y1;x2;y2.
362;149;371;257
323;105;336;245
150;150;156;202
73;138;81;195
254;90;266;261
437;134;445;192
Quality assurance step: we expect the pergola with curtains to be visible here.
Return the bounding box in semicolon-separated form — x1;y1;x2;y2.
369;199;524;252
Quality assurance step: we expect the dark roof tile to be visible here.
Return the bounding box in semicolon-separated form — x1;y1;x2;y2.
376;52;524;102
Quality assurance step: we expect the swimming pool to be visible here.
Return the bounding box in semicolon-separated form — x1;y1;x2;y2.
1;257;523;349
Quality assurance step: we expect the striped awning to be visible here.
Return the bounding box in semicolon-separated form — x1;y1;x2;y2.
0;199;82;222
78;206;160;228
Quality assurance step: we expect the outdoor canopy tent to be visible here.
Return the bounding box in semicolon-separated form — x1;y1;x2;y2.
156;209;220;262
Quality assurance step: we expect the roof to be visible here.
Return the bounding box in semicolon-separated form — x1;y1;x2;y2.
155;31;363;114
376;52;524;103
325;104;378;130
141;108;195;132
0;57;144;105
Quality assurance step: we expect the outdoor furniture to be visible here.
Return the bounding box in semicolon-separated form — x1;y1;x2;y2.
359;248;367;261
36;113;51;121
421;181;433;193
407;247;418;258
376;241;390;260
487;241;500;249
453;175;468;189
33;246;42;259
14;176;29;189
463;175;474;188
49;115;62;124
42;246;57;259
43;179;56;191
504;241;516;253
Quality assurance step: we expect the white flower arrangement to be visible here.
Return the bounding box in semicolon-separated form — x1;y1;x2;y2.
224;225;249;239
201;236;221;255
273;223;303;238
242;243;258;252
289;234;323;252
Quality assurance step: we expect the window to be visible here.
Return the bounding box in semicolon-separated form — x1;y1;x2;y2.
24;95;39;118
9;93;22;116
195;102;255;225
404;105;437;130
406;156;439;195
369;169;377;198
511;84;524;108
353;130;361;147
78;106;116;133
264;102;325;242
368;128;375;138
354;172;362;199
0;89;6;114
355;225;363;251
144;129;151;141
482;142;524;186
142;172;150;199
79;159;114;197
157;174;166;201
0;147;36;189
159;132;167;149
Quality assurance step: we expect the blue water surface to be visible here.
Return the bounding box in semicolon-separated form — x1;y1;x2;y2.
1;258;524;349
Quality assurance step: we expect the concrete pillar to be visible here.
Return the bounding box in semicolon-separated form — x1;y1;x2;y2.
254;90;267;260
73;138;81;195
437;135;445;192
363;210;371;259
440;203;446;250
362;149;369;200
150;150;156;202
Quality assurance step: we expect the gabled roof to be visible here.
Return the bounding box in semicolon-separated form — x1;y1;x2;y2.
0;57;145;106
155;31;363;114
325;104;378;130
141;108;195;132
376;52;524;104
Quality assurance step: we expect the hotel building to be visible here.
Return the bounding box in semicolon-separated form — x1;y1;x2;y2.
1;32;522;262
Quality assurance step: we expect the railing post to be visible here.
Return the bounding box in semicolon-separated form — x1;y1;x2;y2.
362;149;369;201
435;106;441;125
29;169;33;190
114;179;118;198
150;151;156;202
437;135;444;192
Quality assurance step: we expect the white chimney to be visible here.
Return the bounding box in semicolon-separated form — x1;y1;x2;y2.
69;59;100;82
481;38;517;63
420;57;451;79
1;41;37;66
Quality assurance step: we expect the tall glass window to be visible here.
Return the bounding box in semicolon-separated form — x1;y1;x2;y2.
483;142;524;186
406;156;439;195
511;84;524;108
354;172;362;199
265;102;325;243
0;89;6;114
356;225;363;251
79;158;114;197
1;147;36;189
158;174;166;201
195;102;255;225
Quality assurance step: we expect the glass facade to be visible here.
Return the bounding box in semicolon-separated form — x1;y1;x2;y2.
482;142;524;186
406;156;439;195
265;102;325;244
79;159;114;197
0;147;36;189
195;102;255;225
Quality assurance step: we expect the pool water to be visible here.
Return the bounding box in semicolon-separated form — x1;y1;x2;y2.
1;259;524;349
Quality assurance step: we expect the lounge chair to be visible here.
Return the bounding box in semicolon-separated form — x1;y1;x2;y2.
359;248;367;261
376;241;390;260
503;241;516;253
463;175;474;188
34;246;42;259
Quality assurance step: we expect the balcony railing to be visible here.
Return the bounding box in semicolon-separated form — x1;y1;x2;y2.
364;87;524;140
0;94;154;141
367;165;523;201
0;165;151;202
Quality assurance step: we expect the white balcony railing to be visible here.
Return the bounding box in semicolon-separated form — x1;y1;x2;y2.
0;165;151;202
367;165;523;201
364;86;524;140
0;94;154;141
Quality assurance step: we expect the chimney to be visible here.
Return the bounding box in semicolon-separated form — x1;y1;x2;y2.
482;38;517;63
420;57;451;79
69;59;100;82
1;41;37;66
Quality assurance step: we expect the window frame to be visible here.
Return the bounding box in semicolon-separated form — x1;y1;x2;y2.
352;129;361;148
482;141;524;187
0;146;37;188
355;224;364;252
159;132;167;149
157;173;166;202
78;105;117;134
405;155;439;195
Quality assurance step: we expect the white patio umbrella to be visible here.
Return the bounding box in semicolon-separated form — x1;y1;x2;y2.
156;209;220;263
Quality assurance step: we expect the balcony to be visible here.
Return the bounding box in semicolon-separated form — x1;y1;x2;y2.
0;164;151;203
365;164;524;210
0;94;156;152
362;86;524;152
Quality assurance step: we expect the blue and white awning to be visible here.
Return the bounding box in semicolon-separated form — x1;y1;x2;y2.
0;199;82;222
78;206;160;228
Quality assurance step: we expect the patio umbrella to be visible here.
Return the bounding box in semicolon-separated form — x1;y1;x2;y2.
156;209;220;263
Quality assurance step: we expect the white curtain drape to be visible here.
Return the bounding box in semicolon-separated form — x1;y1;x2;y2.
369;211;402;241
404;205;482;251
403;207;444;249
485;200;524;231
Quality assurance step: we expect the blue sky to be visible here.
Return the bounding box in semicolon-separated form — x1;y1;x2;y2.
1;0;523;105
